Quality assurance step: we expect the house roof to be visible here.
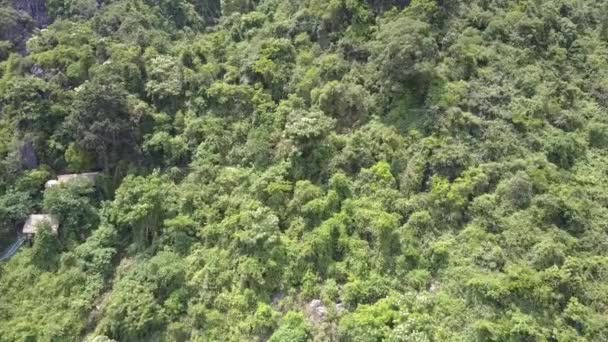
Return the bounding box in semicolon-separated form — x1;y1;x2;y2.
45;172;100;189
56;172;99;183
22;214;59;235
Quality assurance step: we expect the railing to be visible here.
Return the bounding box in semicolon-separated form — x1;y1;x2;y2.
0;235;26;262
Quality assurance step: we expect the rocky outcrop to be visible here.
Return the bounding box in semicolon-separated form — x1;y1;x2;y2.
308;299;328;324
0;0;49;53
19;141;38;169
307;299;347;325
12;0;50;27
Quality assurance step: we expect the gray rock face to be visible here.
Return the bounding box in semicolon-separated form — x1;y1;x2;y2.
30;64;45;77
0;0;49;53
20;141;38;169
308;299;327;324
12;0;50;27
271;292;285;307
366;0;410;12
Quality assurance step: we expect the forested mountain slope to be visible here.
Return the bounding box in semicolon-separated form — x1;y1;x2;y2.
1;0;608;341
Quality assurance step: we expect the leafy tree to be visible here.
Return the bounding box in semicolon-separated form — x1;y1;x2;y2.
1;0;608;340
65;143;94;172
109;172;177;248
48;0;98;19
312;80;371;131
97;278;166;341
43;181;99;243
66;74;141;171
145;55;184;109
269;312;312;342
370;14;437;97
31;223;61;271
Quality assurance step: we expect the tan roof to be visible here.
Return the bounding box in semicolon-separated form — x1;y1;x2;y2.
46;172;100;188
57;172;99;183
22;214;59;235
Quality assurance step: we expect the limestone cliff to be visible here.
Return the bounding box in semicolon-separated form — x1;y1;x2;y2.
12;0;49;27
0;0;49;53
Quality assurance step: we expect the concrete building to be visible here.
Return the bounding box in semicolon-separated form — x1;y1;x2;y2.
22;214;59;237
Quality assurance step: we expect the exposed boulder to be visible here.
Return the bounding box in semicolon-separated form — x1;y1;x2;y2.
307;299;327;324
30;64;45;77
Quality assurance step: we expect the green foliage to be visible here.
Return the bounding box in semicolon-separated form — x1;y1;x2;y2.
546;133;584;169
312;80;371;130
339;297;399;341
145;55;183;108
65;143;94;172
31;223;61;270
109;172;176;249
43;182;99;243
269;312;311;342
588;122;608;149
48;0;98;19
66;74;142;170
1;0;608;340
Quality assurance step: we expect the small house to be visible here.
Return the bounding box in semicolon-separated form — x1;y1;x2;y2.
22;214;59;238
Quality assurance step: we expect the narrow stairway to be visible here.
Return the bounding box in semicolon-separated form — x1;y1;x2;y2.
0;235;26;262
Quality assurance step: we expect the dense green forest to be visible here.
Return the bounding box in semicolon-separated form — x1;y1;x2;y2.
1;0;608;340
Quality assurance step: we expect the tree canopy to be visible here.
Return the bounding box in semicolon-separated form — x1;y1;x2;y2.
1;0;608;340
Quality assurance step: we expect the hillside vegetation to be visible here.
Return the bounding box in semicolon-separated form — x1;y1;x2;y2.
1;0;608;341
